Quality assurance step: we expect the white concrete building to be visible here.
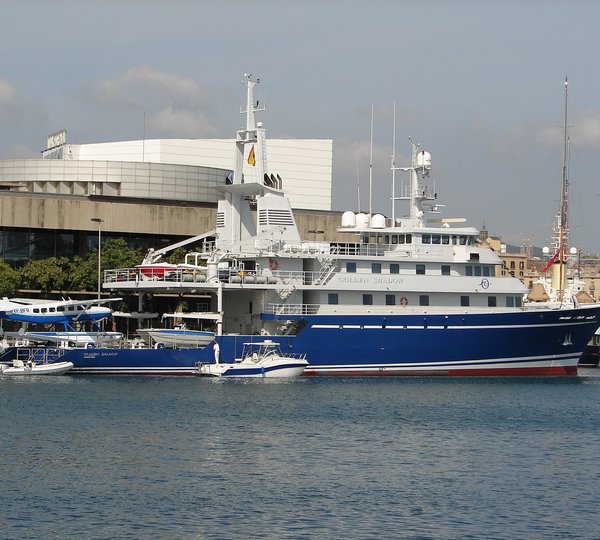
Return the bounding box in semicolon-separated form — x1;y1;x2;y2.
21;136;333;211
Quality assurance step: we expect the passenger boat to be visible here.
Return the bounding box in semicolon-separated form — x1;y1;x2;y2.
197;340;308;378
19;74;600;376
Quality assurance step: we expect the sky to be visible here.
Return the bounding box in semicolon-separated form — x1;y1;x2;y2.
2;0;600;254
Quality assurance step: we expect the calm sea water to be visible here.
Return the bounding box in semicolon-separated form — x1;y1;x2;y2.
1;371;600;540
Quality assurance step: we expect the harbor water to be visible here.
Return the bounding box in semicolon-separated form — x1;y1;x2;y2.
2;371;600;539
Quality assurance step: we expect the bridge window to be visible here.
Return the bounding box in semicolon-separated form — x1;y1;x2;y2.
442;235;450;245
432;234;441;244
422;234;431;244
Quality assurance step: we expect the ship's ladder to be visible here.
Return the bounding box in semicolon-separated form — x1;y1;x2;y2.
314;257;338;285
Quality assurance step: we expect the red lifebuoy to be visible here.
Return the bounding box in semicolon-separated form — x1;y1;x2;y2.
269;259;279;270
400;296;408;306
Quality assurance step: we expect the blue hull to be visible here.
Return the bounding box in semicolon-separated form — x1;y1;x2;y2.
4;305;599;376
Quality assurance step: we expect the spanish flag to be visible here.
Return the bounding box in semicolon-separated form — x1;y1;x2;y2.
248;145;256;166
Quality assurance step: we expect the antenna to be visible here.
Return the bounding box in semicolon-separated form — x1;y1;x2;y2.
355;147;361;213
369;104;373;218
391;101;396;222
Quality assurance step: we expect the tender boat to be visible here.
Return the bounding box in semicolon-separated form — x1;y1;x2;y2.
144;325;214;348
197;340;308;378
1;358;74;376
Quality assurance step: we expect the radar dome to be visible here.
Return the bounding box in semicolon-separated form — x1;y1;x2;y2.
542;246;550;255
341;211;357;228
416;150;432;169
356;213;369;229
569;247;577;255
371;214;386;229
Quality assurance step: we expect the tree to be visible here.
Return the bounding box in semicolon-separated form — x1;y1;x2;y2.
68;239;144;292
0;259;19;297
19;257;71;294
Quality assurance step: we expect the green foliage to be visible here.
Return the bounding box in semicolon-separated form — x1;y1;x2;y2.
19;257;71;294
0;259;19;297
68;239;144;292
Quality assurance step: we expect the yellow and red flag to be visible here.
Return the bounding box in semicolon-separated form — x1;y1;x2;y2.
248;145;256;166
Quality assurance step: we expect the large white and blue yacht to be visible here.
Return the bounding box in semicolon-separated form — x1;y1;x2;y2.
39;75;600;376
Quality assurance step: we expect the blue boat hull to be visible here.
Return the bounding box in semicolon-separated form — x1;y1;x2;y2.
4;305;598;376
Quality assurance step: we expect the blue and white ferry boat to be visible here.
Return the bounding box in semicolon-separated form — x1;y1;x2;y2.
63;75;600;375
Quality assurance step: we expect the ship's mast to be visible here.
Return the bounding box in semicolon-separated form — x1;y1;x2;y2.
557;77;569;302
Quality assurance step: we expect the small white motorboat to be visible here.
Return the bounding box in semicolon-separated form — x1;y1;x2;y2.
197;340;308;378
0;359;74;376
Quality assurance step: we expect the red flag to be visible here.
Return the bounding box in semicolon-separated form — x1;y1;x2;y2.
541;251;559;273
247;145;256;166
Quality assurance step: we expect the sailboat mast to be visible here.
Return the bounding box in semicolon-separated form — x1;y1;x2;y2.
557;77;569;302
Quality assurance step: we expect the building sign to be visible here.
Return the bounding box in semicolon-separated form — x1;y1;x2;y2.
46;129;67;150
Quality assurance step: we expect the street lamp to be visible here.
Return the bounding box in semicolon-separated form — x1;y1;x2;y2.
91;218;104;299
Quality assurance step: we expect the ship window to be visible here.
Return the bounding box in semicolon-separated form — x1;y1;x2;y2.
483;266;491;277
391;235;398;244
397;235;404;244
442;235;450;245
459;236;468;245
390;263;400;274
506;296;515;307
369;234;377;244
372;263;382;274
363;294;373;305
405;234;412;244
416;264;425;275
515;297;523;307
474;266;482;277
57;306;65;312
422;234;431;244
386;294;396;306
466;266;473;276
432;234;441;244
441;265;451;276
419;295;429;306
41;308;47;313
461;296;470;307
49;307;55;313
488;296;497;307
328;293;338;305
33;308;40;313
346;262;356;273
452;235;458;245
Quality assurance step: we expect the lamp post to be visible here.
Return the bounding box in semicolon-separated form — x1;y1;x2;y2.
91;218;104;299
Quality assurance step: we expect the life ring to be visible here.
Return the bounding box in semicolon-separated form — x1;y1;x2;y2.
400;296;408;306
269;259;279;270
